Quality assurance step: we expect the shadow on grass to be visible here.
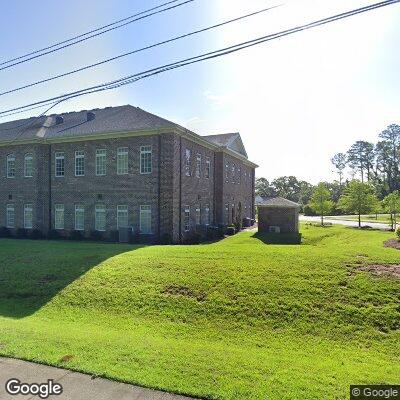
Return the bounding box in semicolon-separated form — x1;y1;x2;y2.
0;239;143;319
250;232;302;245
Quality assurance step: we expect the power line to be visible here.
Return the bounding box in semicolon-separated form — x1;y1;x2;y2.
1;0;399;120
0;4;283;97
0;0;194;71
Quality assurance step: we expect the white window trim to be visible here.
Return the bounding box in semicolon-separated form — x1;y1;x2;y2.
95;149;107;176
55;152;65;178
24;153;33;178
6;204;15;228
24;204;33;229
54;204;65;230
117;205;129;229
95;204;106;232
185;149;191;177
184;206;190;232
205;158;211;179
139;205;152;234
117;147;129;175
74;204;84;231
195;153;201;178
74;150;85;177
6;154;16;179
195;206;201;225
140;145;152;174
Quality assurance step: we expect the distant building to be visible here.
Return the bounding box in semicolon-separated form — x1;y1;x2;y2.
0;105;257;243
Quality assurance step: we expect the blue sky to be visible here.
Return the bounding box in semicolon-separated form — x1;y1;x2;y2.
0;0;399;182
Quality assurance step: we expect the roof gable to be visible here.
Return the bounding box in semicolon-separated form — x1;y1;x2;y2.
203;132;248;158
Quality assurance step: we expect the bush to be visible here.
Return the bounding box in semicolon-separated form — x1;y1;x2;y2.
109;230;119;242
129;229;141;244
69;230;84;241
160;233;173;245
90;230;104;241
0;227;11;238
206;226;220;241
396;227;400;240
226;225;236;236
30;229;44;240
47;229;61;240
303;204;316;216
16;228;28;239
183;232;201;245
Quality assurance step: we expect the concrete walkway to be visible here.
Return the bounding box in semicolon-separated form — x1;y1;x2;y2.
299;215;391;230
0;357;196;400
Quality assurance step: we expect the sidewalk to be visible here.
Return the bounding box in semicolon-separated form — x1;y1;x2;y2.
0;357;196;400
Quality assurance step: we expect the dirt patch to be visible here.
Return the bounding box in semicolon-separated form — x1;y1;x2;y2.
357;264;400;279
384;239;400;250
59;354;74;363
162;285;206;302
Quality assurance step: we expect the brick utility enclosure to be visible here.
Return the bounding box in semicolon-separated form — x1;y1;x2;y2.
0;105;257;243
257;197;300;234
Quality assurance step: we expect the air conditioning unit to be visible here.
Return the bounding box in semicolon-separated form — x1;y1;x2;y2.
269;226;280;233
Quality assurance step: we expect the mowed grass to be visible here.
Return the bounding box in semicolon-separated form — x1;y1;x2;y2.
329;214;392;224
0;225;399;399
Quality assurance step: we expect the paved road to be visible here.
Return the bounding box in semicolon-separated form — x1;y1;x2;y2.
0;357;196;400
299;215;391;230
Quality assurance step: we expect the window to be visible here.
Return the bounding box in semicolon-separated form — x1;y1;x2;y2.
195;153;201;178
75;150;85;176
55;152;65;177
184;206;190;232
6;204;15;228
225;204;229;220
75;204;84;231
140;145;152;174
225;162;229;183
195;206;201;225
54;204;64;230
24;204;33;229
232;164;235;184
117;147;129;175
139;205;152;234
117;205;128;228
237;167;241;185
204;205;210;225
6;154;15;178
96;149;106;176
205;157;211;179
24;153;33;177
185;149;191;176
95;204;106;231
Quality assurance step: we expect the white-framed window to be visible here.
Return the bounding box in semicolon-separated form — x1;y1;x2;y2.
24;204;33;229
237;167;241;184
140;145;152;174
232;164;235;184
195;153;201;178
195;206;201;225
96;149;106;176
75;150;85;176
55;152;65;177
204;205;210;225
24;153;33;177
54;204;64;230
139;205;152;234
117;205;128;229
184;206;190;232
225;162;229;183
6;154;15;178
185;149;191;176
95;204;106;231
117;147;129;175
6;204;15;228
74;204;84;231
225;203;229;219
205;157;211;179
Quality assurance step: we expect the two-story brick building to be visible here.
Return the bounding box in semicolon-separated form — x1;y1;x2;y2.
0;105;256;243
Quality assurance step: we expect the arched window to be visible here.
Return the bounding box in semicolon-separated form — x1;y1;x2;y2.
24;153;33;177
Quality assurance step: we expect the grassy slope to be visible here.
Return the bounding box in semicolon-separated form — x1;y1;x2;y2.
0;226;399;400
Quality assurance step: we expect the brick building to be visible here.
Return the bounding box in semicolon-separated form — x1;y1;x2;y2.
0;105;256;243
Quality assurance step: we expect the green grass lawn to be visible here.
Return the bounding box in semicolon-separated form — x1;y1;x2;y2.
328;214;392;224
0;225;399;399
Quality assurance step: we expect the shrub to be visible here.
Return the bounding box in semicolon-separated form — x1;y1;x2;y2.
16;228;28;239
396;227;400;240
226;225;236;236
129;229;141;244
160;233;173;245
90;230;104;241
30;229;44;240
109;230;119;242
47;229;61;240
0;227;11;238
303;204;316;216
183;232;201;245
69;230;84;241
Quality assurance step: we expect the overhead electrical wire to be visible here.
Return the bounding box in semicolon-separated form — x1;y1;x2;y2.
0;3;283;97
1;0;399;125
0;0;195;71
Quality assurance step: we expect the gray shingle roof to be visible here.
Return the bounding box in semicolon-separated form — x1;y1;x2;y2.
203;132;239;147
0;105;176;143
256;196;300;208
